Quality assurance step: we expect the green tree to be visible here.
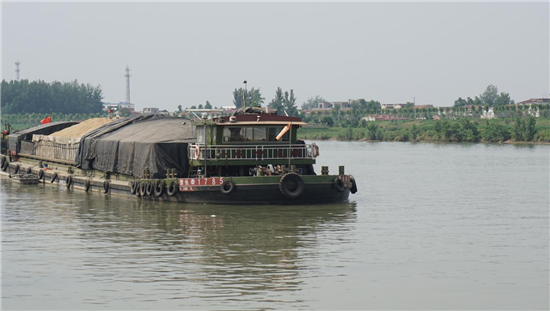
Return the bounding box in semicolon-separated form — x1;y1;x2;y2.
248;88;264;107
494;92;514;107
205;101;212;109
268;87;285;114
1;79;103;114
321;116;334;127
482;121;511;142
283;90;298;117
233;87;264;108
454;97;467;108
480;85;499;107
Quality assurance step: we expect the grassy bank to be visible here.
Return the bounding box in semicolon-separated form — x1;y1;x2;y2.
299;118;550;143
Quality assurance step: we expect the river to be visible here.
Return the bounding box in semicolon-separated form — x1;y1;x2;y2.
1;141;548;310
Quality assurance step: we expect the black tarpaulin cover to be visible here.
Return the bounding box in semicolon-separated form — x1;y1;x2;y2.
8;121;78;153
75;115;194;178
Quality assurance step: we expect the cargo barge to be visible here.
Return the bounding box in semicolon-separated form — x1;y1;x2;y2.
0;108;357;204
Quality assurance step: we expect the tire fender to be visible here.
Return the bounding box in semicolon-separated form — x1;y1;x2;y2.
51;172;58;183
220;180;236;195
333;178;345;193
154;180;165;197
279;173;305;199
167;180;178;196
103;180;110;194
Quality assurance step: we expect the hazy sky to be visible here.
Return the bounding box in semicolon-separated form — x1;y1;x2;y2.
2;2;549;110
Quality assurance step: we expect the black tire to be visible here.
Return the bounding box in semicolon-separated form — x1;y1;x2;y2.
66;175;73;189
103;180;110;194
0;156;6;168
333;178;345;193
130;181;137;194
51;172;58;183
279;173;305;199
154;180;165;197
1;159;8;172
167;181;178;196
134;182;141;197
14;164;20;174
84;179;91;192
350;176;358;194
139;181;147;197
145;181;154;196
220;180;235;195
38;169;45;180
26;167;32;174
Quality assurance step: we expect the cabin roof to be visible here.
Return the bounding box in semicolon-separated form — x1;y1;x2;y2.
213;114;305;126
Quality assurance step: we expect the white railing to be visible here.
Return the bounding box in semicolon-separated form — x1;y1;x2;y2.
188;144;319;161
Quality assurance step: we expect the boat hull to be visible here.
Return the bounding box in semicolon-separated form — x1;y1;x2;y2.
1;157;352;205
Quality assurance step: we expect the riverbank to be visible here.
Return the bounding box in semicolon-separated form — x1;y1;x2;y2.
298;118;550;144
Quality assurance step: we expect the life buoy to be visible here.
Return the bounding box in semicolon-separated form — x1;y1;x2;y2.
333;178;345;193
167;180;178;196
130;181;137;194
145;181;154;196
350;176;358;194
154;180;165;197
279;173;305;199
14;164;20;174
194;145;201;159
66;175;73;189
220;180;235;195
103;180;110;193
84;179;91;192
51;172;58;183
313;143;319;157
38;169;45;180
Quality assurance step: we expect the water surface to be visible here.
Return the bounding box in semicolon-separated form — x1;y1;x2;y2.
2;142;549;310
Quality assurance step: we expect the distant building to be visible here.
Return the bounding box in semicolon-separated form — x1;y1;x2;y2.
481;107;495;119
103;102;135;112
517;98;549;106
143;107;160;114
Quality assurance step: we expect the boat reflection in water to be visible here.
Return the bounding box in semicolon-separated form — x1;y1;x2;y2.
45;187;358;304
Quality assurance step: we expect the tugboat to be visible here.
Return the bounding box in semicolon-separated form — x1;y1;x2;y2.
1;108;357;205
176;107;357;204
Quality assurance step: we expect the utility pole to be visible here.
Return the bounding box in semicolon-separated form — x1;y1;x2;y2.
15;60;21;81
243;80;247;107
125;66;131;105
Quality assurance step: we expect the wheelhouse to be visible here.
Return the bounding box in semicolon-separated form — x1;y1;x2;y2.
188;113;318;177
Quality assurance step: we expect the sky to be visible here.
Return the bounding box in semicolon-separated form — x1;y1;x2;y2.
2;2;549;111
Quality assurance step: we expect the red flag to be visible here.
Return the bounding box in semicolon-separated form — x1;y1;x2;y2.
40;116;51;124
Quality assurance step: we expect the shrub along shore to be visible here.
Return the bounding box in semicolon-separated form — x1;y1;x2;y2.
298;117;550;144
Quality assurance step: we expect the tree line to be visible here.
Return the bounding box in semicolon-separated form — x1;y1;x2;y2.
1;79;104;114
453;85;514;108
309;116;547;143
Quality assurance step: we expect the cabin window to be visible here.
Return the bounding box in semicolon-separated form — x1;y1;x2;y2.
268;127;289;141
196;126;205;143
223;126;289;142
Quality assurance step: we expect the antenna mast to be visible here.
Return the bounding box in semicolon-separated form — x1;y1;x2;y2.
125;66;131;104
15;60;21;81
